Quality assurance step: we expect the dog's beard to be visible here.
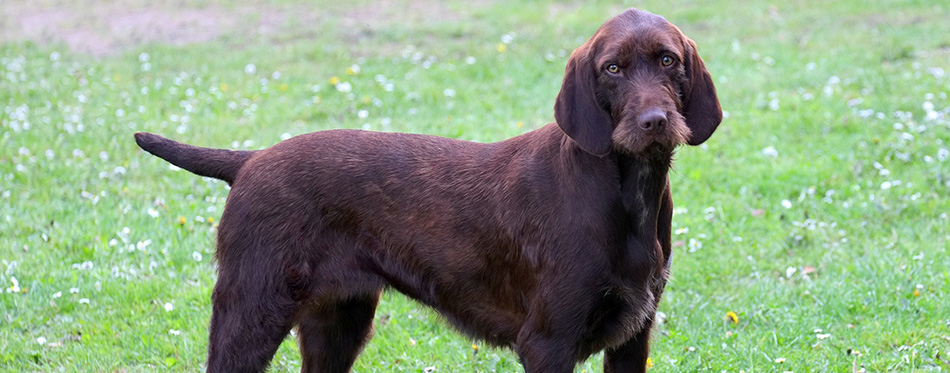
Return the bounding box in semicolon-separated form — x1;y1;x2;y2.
611;114;690;159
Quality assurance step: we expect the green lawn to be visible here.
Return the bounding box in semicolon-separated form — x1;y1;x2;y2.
2;0;949;371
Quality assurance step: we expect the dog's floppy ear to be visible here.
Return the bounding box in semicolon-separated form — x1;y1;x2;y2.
554;45;613;156
682;38;722;145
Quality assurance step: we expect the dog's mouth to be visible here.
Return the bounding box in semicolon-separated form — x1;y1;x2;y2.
611;113;690;157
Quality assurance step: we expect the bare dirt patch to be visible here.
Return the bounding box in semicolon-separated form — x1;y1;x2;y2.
0;0;481;56
2;2;256;56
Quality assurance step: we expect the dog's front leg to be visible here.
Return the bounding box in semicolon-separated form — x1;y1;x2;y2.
513;265;602;373
603;317;653;373
515;330;579;373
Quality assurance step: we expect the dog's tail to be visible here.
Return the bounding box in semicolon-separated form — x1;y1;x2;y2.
134;132;255;185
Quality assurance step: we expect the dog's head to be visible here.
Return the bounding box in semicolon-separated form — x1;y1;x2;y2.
554;8;722;156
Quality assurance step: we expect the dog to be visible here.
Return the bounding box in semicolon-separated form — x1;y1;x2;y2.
135;7;720;373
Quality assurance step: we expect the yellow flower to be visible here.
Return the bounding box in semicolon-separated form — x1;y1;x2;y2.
220;82;229;92
329;76;340;85
496;43;507;53
726;311;739;324
913;288;921;297
177;216;186;226
646;357;653;368
279;83;288;92
516;121;524;129
207;217;214;224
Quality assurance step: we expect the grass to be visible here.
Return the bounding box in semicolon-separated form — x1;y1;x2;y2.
2;0;949;371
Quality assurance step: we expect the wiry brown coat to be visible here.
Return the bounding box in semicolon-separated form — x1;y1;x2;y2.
135;8;721;373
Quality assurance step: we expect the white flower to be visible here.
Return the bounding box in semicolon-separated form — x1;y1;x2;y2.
164;302;174;312
781;200;792;209
79;298;90;304
192;251;203;262
443;88;456;97
762;146;778;157
37;336;47;345
169;329;181;336
335;82;352;93
687;238;702;253
147;208;160;218
244;63;257;75
357;110;369;119
6;276;20;293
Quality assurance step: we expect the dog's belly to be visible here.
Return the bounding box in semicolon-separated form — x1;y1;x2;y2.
365;234;534;346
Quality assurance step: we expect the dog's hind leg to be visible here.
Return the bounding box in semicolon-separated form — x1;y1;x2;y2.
296;292;380;373
205;244;302;372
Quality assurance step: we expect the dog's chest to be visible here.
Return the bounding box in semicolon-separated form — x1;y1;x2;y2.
617;156;669;237
586;155;673;348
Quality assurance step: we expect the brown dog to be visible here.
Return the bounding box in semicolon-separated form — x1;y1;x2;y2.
136;8;720;373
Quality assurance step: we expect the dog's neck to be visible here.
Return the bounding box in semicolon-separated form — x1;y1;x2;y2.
615;148;672;234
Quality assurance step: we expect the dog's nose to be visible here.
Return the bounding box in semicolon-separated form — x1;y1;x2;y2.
638;109;667;131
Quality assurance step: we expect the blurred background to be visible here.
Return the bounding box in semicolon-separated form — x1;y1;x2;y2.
1;0;948;371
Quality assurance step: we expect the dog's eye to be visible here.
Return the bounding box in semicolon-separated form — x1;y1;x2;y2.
606;64;620;74
661;56;675;67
